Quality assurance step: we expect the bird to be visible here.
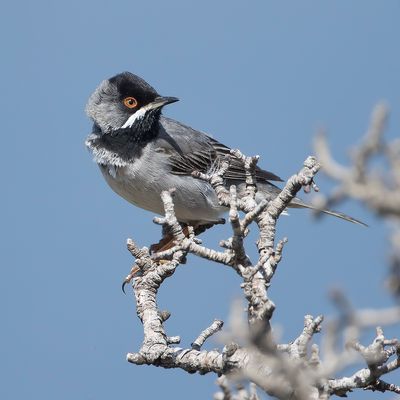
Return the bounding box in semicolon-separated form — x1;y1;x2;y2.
85;71;364;250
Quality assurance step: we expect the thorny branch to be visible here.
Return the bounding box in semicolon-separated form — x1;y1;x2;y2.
124;105;400;399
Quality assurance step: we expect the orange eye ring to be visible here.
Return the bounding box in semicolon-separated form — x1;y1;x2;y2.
123;97;138;109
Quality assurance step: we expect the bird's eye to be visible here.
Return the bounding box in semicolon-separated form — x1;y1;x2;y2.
123;97;138;109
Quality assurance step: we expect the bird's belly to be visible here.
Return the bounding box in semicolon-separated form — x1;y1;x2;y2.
99;163;226;224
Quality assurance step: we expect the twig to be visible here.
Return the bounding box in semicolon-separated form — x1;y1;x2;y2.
192;320;224;351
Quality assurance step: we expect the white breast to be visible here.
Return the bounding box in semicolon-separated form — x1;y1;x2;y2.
99;145;226;224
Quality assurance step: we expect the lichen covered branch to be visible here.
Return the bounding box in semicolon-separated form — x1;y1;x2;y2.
124;135;400;399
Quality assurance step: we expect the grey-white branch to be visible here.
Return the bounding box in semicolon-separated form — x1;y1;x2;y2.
314;104;400;304
124;110;400;399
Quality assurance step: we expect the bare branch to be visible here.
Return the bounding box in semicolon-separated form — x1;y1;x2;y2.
314;103;400;218
364;379;400;394
122;118;400;399
192;320;224;351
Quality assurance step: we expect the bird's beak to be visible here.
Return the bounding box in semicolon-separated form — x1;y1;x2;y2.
121;96;179;129
149;96;179;110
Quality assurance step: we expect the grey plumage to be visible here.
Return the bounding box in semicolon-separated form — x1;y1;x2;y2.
86;72;365;228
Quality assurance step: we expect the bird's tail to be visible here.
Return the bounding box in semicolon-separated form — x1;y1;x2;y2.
289;199;367;227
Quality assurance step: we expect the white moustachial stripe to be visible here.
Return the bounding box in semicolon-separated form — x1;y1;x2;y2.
121;107;147;129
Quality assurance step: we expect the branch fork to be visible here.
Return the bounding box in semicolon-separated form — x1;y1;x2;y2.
122;139;400;399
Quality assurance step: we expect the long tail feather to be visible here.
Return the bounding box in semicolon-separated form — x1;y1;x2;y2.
290;199;367;227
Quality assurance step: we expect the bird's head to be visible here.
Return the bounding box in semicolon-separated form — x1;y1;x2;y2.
86;71;179;134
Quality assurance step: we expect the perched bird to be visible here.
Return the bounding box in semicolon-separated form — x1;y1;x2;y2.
85;72;364;245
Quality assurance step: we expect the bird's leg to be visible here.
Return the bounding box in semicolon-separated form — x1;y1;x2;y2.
123;220;225;291
122;228;185;293
149;223;190;254
150;224;177;254
150;219;225;254
149;234;174;254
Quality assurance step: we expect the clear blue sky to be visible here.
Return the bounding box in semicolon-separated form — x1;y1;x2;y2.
2;1;400;399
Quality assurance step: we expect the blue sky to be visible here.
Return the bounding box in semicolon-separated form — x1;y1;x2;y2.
2;1;400;399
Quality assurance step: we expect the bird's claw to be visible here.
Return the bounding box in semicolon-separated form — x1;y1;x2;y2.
121;280;129;294
121;265;141;294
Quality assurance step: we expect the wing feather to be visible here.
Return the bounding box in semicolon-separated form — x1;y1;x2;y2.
157;117;283;183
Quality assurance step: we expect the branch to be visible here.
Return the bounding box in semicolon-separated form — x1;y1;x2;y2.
124;154;326;398
314;103;400;218
123;143;400;399
328;328;400;396
192;320;224;351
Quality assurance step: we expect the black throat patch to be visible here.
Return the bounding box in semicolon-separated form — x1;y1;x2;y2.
94;110;160;162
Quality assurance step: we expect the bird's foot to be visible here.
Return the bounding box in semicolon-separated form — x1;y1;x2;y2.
149;233;176;254
122;264;141;293
122;222;223;292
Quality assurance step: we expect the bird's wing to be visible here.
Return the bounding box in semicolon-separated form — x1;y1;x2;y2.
156;117;283;182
